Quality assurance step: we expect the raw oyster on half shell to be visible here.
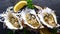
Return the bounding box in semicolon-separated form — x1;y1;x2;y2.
0;7;23;29
37;7;59;28
21;8;44;29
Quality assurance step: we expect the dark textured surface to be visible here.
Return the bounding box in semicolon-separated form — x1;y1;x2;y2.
0;0;60;16
0;0;60;34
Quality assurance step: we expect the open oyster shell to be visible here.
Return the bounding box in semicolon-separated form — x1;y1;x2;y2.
21;8;44;29
0;7;23;29
37;7;60;28
5;12;23;29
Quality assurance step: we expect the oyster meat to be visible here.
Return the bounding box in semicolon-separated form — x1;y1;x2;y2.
44;13;56;27
25;13;40;27
8;12;20;28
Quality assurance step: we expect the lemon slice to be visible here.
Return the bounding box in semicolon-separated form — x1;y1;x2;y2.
14;1;27;12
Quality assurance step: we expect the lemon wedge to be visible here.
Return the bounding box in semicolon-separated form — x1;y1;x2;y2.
14;1;27;12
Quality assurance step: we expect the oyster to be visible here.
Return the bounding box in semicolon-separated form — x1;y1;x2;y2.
4;12;23;29
38;7;59;28
21;8;44;29
0;7;23;29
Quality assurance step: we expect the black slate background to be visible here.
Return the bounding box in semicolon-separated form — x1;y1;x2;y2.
0;0;60;34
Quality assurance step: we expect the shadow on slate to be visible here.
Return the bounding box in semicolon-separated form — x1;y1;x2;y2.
0;0;60;34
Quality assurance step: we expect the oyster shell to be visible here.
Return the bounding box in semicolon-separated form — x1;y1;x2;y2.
4;12;23;29
37;7;59;28
0;7;23;29
21;8;44;29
